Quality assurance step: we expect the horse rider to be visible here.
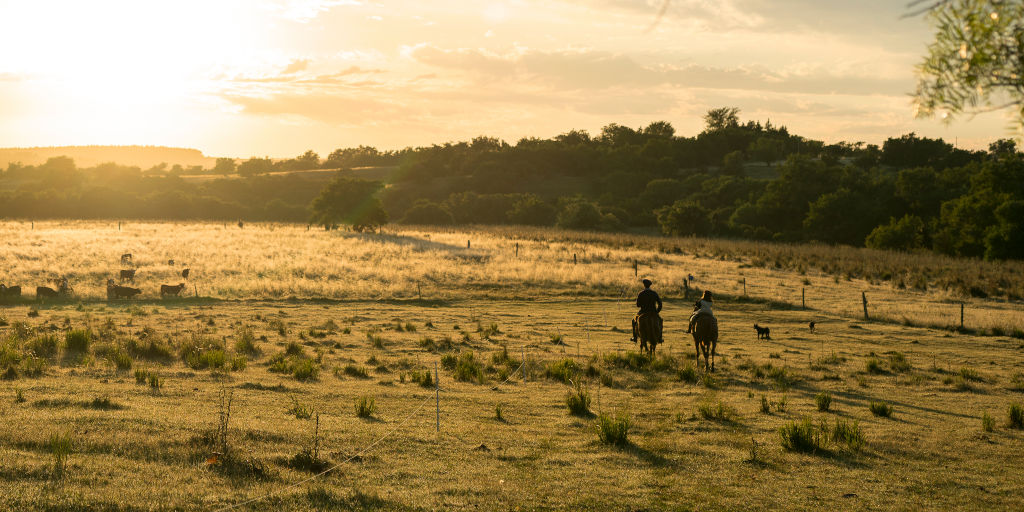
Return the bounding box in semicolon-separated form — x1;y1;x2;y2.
686;290;714;333
632;278;663;342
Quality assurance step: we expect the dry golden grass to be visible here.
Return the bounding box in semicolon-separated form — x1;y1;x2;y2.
2;221;1024;510
1;221;1022;334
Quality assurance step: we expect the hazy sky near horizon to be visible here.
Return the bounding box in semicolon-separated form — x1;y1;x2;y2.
0;0;1013;157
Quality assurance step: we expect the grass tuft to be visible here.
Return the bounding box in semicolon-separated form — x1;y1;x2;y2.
596;411;630;446
355;396;376;418
869;401;893;417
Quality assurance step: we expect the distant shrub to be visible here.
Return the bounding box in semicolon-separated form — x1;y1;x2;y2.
341;364;369;379
760;395;771;414
288;396;313;419
65;329;91;353
565;381;592;417
545;358;579;384
830;419;864;452
596;411;630;446
453;351;485;384
1009;403;1024;429
697;399;736;422
292;359;320;382
28;335;59;359
355;396;376;418
234;327;259;355
815;391;832;412
888;352;911;373
410;370;433;388
677;362;698;383
865;357;884;374
869;401;893;418
982;412;995;432
779;417;825;454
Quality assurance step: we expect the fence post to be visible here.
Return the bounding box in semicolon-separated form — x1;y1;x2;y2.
522;348;527;383
862;292;869;320
960;302;964;329
633;260;638;277
515;243;519;258
573;253;577;265
743;278;747;297
467;240;470;249
802;288;805;310
434;361;440;433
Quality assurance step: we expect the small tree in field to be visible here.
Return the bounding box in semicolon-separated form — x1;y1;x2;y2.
309;177;388;231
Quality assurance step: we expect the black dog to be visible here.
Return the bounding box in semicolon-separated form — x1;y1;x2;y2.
754;324;771;340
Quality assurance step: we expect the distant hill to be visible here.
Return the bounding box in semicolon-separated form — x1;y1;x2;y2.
0;145;215;169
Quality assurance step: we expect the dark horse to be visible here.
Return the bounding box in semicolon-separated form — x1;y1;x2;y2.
634;312;663;356
691;314;718;371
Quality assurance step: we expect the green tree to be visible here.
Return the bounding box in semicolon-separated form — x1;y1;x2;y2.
914;1;1024;125
238;157;274;177
721;151;745;176
703;107;740;132
309;177;388;230
507;195;556;226
656;201;711;236
213;158;236;174
748;137;785;166
295;150;320;170
984;200;1024;260
399;200;454;225
865;215;926;251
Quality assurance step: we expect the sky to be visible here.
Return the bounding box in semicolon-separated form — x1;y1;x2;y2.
0;0;1014;157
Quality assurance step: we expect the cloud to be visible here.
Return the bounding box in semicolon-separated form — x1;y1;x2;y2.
282;59;311;74
268;0;362;23
407;45;908;96
225;91;409;125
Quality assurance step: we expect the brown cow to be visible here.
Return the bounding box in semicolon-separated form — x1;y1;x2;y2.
120;253;133;265
107;279;141;299
181;268;190;280
119;269;136;282
0;284;21;299
160;283;186;297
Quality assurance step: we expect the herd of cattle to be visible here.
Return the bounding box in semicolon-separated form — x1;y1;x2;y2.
0;253;191;301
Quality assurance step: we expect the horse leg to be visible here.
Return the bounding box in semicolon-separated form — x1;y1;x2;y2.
710;340;717;372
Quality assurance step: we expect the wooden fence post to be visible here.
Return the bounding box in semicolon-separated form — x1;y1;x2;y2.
633;260;638;277
467;240;471;249
515;243;519;258
960;302;964;329
802;288;805;310
573;253;577;265
743;278;747;297
862;292;869;320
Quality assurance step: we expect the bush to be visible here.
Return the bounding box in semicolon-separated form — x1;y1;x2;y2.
410;370;433;388
28;335;59;359
65;329;91;353
830;419;865;452
234;327;259;355
869;401;893;418
565;381;592;417
596;411;630;446
340;364;369;379
697;399;736;422
453;351;484;384
982;412;995;432
545;358;579;384
1009;403;1024;429
355;396;376;418
677;362;698;383
779;417;825;453
292;359;320;382
287;396;313;419
815;391;832;412
865;357;884;374
888;352;911;373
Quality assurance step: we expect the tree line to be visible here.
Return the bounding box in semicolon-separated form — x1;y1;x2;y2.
2;108;1022;260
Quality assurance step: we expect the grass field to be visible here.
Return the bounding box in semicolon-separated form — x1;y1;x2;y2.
2;222;1024;510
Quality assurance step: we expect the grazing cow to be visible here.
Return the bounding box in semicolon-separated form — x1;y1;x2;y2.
754;324;771;340
121;253;133;265
36;286;58;299
181;268;190;280
107;279;141;299
160;283;186;297
0;284;21;299
119;269;136;282
809;321;816;333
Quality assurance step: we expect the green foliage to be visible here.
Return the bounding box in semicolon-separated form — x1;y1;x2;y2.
866;215;926;251
697;399;736;422
234;326;259;355
779;417;826;454
309;176;388;230
865;357;884;374
869;401;893;418
760;395;771;414
453;351;485;384
545;358;579;384
982;411;995;432
287;396;314;419
657;201;711;236
1009;403;1024;429
49;432;73;479
815;391;832;412
565;381;592;417
354;396;376;418
65;329;91;353
596;411;630;446
889;352;911;373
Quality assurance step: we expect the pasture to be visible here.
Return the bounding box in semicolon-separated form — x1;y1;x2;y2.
1;221;1024;510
